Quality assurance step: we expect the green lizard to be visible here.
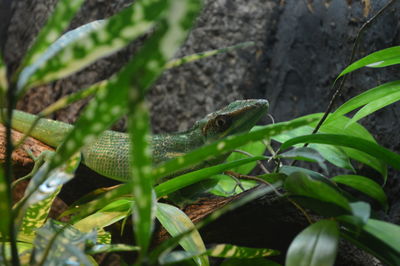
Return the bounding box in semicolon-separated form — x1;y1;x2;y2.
3;99;268;182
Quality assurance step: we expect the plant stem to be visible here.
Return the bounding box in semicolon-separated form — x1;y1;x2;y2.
5;83;20;265
311;0;397;137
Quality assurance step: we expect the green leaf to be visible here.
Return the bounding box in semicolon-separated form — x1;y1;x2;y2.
338;46;400;78
349;202;370;225
149;186;276;264
156;203;209;266
73;199;131;232
0;166;11;242
362;219;400;252
96;228;111;245
87;244;139;255
226;139;267;175
285;220;339;266
155;157;265;197
1;242;33;264
16;152;81;233
17;19;105;93
279;166;327;181
272;120;355;172
17;0;85;73
339;216;400;265
31;220;97;266
128;102;155;255
60;185;134;223
310;144;355;172
316;114;386;177
208;244;279;258
281;134;400;171
333;80;400;117
348;90;400;126
331;175;388;210
127;0;202;257
284;172;351;213
19;0;167;91
221;258;281;266
48;0;201;174
160;244;279;265
152;116;318;181
278;147;327;173
165;41;254;69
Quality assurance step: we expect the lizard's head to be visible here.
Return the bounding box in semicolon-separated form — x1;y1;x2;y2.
194;99;269;143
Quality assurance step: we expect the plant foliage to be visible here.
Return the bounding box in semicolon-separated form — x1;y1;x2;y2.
1;1;400;266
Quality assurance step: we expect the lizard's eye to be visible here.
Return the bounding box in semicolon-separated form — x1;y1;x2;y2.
214;115;231;131
215;117;226;127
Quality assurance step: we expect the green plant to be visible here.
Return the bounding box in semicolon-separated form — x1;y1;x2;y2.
2;1;400;266
0;0;280;265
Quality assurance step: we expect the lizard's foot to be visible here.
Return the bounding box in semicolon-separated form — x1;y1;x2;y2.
12;149;54;188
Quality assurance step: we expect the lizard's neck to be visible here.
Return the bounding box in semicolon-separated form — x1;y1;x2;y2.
152;126;205;164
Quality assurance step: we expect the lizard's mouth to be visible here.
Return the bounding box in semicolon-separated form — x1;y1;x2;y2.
220;99;269;137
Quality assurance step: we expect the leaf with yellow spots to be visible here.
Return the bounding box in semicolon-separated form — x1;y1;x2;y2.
156;203;209;266
18;0;85;76
160;244;280;265
18;0;168;92
17;153;81;239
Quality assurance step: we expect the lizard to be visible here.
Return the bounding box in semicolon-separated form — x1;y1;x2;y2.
2;99;269;182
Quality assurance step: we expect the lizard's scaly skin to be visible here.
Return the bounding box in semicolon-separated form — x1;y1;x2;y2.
4;99;269;181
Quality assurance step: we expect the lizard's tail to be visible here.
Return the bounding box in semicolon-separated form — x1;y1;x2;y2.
1;110;73;147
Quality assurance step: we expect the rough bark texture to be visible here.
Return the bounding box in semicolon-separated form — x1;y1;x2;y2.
2;0;400;265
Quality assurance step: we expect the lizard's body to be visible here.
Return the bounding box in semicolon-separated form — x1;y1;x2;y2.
4;99;268;181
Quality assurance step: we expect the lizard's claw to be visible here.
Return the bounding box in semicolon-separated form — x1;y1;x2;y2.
12;149;55;188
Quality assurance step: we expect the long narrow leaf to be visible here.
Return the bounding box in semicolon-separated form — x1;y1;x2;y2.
0;166;11;243
155;156;265;197
19;0;167;91
338;46;400;78
48;0;200;172
87;244;139;255
348;90;400;126
63;156;264;221
16;153;81;234
332;175;387;210
127;0;202;257
152;116;318;181
281;134;400;170
17;20;105;93
160;244;279;265
156;203;208;266
333;80;400;118
129;102;155;255
318;114;387;178
17;0;85;72
73;199;131;232
165;42;254;69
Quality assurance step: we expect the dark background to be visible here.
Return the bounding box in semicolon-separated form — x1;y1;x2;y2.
2;0;400;265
